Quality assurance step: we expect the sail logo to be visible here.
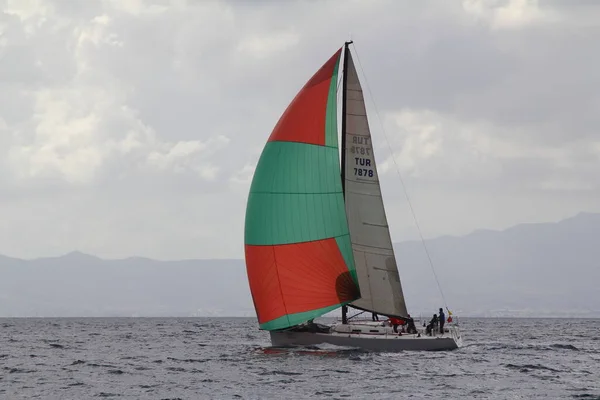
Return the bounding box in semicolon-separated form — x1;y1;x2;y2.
350;135;372;158
350;146;371;156
355;157;371;166
352;136;370;145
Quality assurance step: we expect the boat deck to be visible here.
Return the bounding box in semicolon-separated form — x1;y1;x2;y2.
270;322;462;351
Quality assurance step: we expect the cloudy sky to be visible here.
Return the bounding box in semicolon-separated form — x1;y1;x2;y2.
1;0;598;260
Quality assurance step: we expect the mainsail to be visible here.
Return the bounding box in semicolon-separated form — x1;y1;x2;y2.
244;48;361;331
341;46;409;318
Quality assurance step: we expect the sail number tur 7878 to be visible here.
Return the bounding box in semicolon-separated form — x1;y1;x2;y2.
350;136;374;178
354;159;374;177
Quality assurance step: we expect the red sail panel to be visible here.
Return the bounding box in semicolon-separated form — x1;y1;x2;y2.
267;48;342;146
245;237;359;325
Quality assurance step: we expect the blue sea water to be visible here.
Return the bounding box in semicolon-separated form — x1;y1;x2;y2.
1;317;599;399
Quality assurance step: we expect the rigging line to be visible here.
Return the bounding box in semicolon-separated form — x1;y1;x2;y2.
350;43;449;311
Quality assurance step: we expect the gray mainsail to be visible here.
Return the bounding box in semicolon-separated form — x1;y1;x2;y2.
341;47;409;318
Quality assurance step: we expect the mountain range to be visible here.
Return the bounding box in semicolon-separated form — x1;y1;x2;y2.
1;212;599;318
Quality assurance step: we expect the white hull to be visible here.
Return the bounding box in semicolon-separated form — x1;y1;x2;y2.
270;322;462;352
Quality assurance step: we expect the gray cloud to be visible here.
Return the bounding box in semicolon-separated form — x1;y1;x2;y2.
1;0;599;259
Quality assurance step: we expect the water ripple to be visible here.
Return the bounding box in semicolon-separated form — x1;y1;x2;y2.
0;317;598;399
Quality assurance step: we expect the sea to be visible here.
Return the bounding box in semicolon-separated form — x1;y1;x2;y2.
0;317;599;399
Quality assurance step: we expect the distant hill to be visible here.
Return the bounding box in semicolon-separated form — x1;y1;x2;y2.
1;212;599;318
396;212;600;317
0;254;254;317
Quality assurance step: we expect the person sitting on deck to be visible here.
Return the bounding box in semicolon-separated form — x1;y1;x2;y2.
406;315;418;334
425;313;438;336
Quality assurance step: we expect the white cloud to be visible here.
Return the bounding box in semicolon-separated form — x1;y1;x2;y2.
462;0;558;29
105;0;169;16
380;109;502;183
3;1;229;186
7;80;228;184
3;0;54;36
237;30;300;59
146;135;230;180
378;108;599;195
229;163;255;185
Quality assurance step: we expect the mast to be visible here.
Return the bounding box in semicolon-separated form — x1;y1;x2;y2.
341;41;352;195
341;40;352;325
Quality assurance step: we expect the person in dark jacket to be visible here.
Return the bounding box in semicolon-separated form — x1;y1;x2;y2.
406;315;418;334
425;313;438;335
439;308;445;334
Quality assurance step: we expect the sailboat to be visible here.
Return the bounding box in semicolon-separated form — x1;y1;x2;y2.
244;41;462;351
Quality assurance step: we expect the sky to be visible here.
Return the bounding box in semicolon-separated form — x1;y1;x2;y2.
1;0;599;260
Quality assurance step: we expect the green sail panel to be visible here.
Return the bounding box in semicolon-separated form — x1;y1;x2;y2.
245;142;346;246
